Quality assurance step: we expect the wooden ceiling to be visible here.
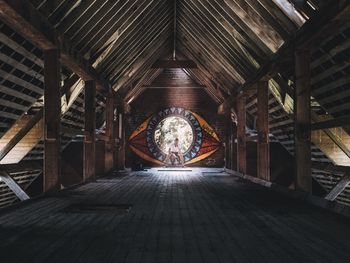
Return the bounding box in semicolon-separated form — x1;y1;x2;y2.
21;0;325;99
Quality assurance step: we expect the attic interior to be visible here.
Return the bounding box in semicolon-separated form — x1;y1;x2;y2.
0;0;350;262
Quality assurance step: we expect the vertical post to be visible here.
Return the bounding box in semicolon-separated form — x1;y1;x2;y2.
83;80;96;182
294;48;311;192
225;111;231;169
117;108;125;170
237;94;246;174
257;80;270;181
104;92;115;172
44;49;61;192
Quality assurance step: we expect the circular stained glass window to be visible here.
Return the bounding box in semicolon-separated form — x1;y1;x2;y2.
154;116;194;154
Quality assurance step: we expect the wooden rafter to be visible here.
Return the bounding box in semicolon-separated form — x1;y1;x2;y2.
0;0;109;92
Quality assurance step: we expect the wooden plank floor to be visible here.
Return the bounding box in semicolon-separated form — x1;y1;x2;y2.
0;168;350;263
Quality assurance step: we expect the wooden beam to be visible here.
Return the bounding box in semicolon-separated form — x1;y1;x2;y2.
0;109;43;162
44;49;61;192
117;109;125;170
257;80;270;181
237;94;246;174
104;92;116;173
325;174;350;201
0;0;108;92
294;48;311;192
151;60;197;68
233;1;350;94
0;170;30;201
83;80;96;182
311;115;350;131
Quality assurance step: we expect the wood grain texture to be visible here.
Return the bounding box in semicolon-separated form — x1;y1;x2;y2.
0;169;350;262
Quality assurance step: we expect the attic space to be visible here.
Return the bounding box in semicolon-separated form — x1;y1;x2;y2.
0;1;350;262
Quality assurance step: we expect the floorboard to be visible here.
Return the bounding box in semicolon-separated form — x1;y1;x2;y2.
0;168;350;263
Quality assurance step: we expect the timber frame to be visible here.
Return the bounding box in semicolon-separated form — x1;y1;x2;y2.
0;0;349;207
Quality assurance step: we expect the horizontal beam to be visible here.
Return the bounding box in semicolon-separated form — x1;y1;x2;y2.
0;0;109;92
311;115;350;130
152;60;197;68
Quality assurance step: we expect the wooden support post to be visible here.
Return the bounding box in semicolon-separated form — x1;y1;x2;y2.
44;49;61;192
83;80;96;182
104;92;115;173
294;49;312;192
117;109;125;170
237;94;246;174
257;80;270;181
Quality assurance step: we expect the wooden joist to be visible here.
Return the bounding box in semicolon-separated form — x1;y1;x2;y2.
0;0;108;92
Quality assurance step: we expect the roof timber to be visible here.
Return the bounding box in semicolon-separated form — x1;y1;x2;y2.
94;1;171;81
219;0;350;98
179;2;257;77
105;11;172;82
177;21;246;84
0;0;109;92
111;26;172;91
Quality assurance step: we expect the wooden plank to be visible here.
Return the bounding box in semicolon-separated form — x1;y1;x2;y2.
325;174;350;201
257;80;270;181
83;80;96;182
0;0;108;92
294;48;311;192
237;94;246;174
0;170;30;201
43;49;61;192
311;115;350;131
0;109;43;162
151;60;197;68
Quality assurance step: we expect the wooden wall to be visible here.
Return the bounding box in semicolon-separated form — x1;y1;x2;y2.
127;88;225;167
